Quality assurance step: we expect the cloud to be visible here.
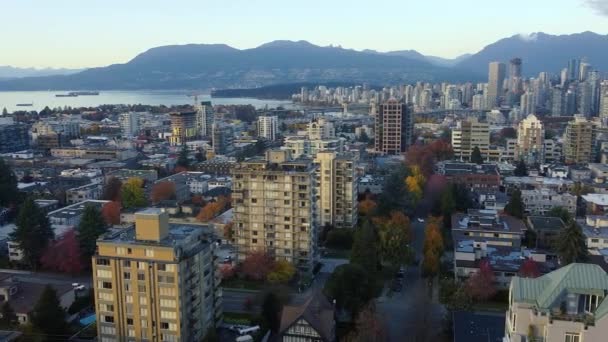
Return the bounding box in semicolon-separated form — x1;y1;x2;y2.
584;0;608;16
518;33;539;42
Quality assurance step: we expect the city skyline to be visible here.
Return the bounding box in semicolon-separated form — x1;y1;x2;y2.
2;0;607;69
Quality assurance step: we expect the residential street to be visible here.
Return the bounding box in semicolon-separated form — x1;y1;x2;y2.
376;220;447;341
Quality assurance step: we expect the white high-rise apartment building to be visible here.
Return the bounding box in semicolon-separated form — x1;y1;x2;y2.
600;81;608;119
516;114;545;164
119;112;140;138
196;101;214;138
314;151;358;229
257;115;279;141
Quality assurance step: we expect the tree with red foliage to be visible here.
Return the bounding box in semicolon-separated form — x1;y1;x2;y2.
219;263;236;280
465;259;497;301
150;181;176;203
428;139;454;161
406;144;435;177
191;195;205;206
241;251;275;281
40;230;85;274
101;201;121;225
518;258;541;278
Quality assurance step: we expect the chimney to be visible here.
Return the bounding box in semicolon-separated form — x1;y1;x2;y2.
135;208;169;242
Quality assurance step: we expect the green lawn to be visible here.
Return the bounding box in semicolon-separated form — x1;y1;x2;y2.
223;312;254;325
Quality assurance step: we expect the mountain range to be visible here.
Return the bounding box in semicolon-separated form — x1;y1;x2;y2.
0;66;82;80
0;31;606;91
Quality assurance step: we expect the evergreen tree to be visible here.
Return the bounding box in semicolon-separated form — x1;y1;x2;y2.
261;292;282;333
547;207;573;223
177;144;190;169
514;159;528;177
0;158;18;207
30;285;69;338
0;302;17;329
77;205;108;261
470;146;484;164
350;220;379;274
504;189;524;219
10;198;54;269
556;220;588;265
1;108;7;116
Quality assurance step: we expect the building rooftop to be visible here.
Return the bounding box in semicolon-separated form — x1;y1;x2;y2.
99;220;214;249
527;216;565;232
511;263;608;319
453;311;505;342
582;194;608;206
452;209;526;234
48;200;109;221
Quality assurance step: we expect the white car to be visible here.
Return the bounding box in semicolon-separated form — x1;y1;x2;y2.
417;218;424;223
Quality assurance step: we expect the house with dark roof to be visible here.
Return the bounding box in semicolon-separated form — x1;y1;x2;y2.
277;292;335;342
506;263;608;342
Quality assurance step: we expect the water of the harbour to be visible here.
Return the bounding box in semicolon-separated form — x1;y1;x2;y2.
0;90;297;112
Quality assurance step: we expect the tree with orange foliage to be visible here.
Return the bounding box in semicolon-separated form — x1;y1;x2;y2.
196;195;231;222
405;165;426;204
101;201;121;225
223;222;234;241
150;181;176;203
241;251;275;281
358;197;377;216
422;218;444;277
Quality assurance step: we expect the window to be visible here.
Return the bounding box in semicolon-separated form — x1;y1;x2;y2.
161;322;170;330
160;287;176;296
138;262;146;270
122;260;131;267
137;273;145;281
145;249;154;257
160;310;177;319
138;284;146;292
140;308;148;317
252;239;258;243
124;282;132;292
125;295;133;303
126;318;133;325
127;329;135;337
96;258;110;266
98;292;114;301
116;247;126;255
96;269;112;278
160;299;176;308
100;326;116;335
102;281;112;289
103;315;114;323
565;333;580;342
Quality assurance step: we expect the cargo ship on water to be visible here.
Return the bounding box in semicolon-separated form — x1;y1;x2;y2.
55;91;100;97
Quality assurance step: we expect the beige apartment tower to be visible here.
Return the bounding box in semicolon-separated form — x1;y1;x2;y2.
516;114;545;164
92;209;222;342
451;118;490;161
314;151;358;229
231;150;318;273
169;111;198;146
563;115;597;164
374;99;412;155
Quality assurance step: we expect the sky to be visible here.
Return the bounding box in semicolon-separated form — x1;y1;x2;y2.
2;0;608;69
